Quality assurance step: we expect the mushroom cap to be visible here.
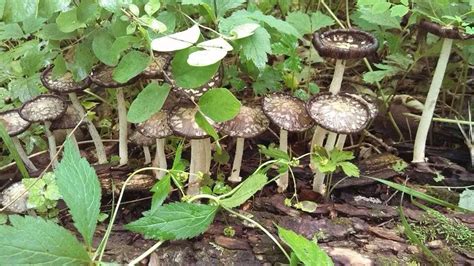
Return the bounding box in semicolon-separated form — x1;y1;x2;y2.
419;20;473;40
41;65;91;93
129;131;155;146
0;109;31;136
307;92;370;134
262;93;314;132
137;111;172;139
0;182;28;213
168;105;215;139
347;94;379;120
141;53;172;79
50;105;84;130
165;67;223;101
19;95;67;122
219;106;269;138
90;65;139;88
312;29;379;59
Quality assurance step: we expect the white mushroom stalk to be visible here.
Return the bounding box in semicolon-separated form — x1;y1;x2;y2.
153;138;167;179
43;120;58;166
116;88;128;165
230;137;245;182
188;138;210;196
143;145;151;164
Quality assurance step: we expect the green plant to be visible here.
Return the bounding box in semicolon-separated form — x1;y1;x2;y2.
22;172;61;217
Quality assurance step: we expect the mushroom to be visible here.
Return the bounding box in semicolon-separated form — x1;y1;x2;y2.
19;95;67;166
141;53;172;79
0;182;29;213
90;65;139;165
41;66;107;164
137;111;173;179
168;105;216;196
129;130;155;165
307;92;370;193
0;109;37;172
412;21;473;163
50;105;84;152
219;106;269;183
262;93;314;192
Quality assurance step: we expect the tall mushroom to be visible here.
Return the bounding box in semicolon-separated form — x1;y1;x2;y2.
41;66;107;164
0;109;37;172
19;95;67;166
129;131;155;165
50;105;84;152
412;21;473;163
219;106;269;183
262;93;314;192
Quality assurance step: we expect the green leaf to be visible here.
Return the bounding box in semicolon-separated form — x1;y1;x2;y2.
310;11;335;31
56;8;86;33
70;42;96;81
127;82;170;123
3;0;38;23
0;215;91;264
0;23;24;40
92;30;119;66
250;10;300;37
98;0;132;13
55;138;101;247
125;202;218;240
149;175;171;213
238;27;271;69
194;111;220;145
198;88;241;122
221;173;268;208
213;0;246;18
0;122;29;178
330;149;354;163
278;226;333;266
145;0;160;15
371;1;391;14
37;23;76;40
258;145;290;161
286;12;311;35
338;162;360;177
77;0;99;23
459;189;474;211
390;4;409;17
38;0;71;19
171;47;219;88
112;50;150;83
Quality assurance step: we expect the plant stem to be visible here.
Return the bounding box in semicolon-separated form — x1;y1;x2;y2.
329;59;346;94
276;129;289;192
116;88;128;165
143;146;151;164
412;38;453;163
229;137;244;183
153;138;167;179
12;137;38;172
128;241;164;265
44;121;58;167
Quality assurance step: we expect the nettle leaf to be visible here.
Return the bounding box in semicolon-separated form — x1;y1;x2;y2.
221;173;268;208
250;10;300;37
125;202;218;240
459;189;474;211
127;82;170;123
92;30;119;66
56;8;86;33
278;226;333;266
113;50;150;83
55;138;101;247
338;162;360;177
198;88;241;122
238;27;271;69
330;149;354;163
0;215;91;264
149;175;171;214
171;47;220;88
151;24;200;52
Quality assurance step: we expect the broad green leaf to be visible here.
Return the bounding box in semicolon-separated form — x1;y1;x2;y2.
127;83;170;123
171;47;219;88
77;0;99;23
198;88;241;122
459;189;474;211
194;111;220;144
0;215;91;264
98;0;132;13
22;17;46;34
145;0;160;15
371;1;391;14
149;175;171;214
310;11;335;31
55;138;101;246
125;202;218;240
390;4;409;17
213;0;246;18
112;50;150;83
258;144;290;161
3;0;37;23
38;0;71;19
0;23;24;40
238;27;271;69
70;42;96;81
56;8;86;33
278;226;333;266
338;162;360;177
229;23;260;39
36;23;76;40
8;76;41;102
151;24;200;52
111;35;140;56
330;149;354;163
92;30;119;66
221;173;268;208
286;12;311;35
187;49;228;67
250;10;300;37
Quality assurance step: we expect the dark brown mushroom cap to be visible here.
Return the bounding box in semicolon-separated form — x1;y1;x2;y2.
165;66;223;101
50;105;84;130
0;109;31;136
262;93;314;132
168;105;215;139
41;65;91;93
90;65;139;88
19;95;67;122
307;92;370;134
141;53;172;79
129;131;155;146
219;106;269;138
136;111;172;139
312;29;379;59
347;94;379;120
419;20;473;40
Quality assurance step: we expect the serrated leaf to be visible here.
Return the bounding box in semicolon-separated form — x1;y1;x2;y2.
171;47;219;88
55;138;101;246
286;11;335;35
310;11;335;31
330;149;355;163
56;8;86;33
238;27;271;69
459;189;474;211
250;10;300;37
113;50;150;83
151;24;200;52
0;215;91;264
127;82;170;123
92;30;119;66
278;226;333;266
149;175;171;213
125;202;218;240
258;145;290;161
338;162;360;177
221;173;268;208
198;88;241;122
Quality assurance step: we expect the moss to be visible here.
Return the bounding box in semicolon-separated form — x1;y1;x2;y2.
425;187;459;205
332;217;352;226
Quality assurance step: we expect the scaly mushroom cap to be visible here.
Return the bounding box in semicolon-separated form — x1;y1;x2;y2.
312;29;378;59
165;67;222;101
219;106;269;138
168;105;215;139
0;109;31;136
90;65;139;88
419;20;473;40
41;65;91;93
129;131;155;146
262;93;314;132
347;94;379;120
50;105;84;130
141;53;172;79
0;182;28;213
19;95;67;122
307;92;370;134
137;111;172;139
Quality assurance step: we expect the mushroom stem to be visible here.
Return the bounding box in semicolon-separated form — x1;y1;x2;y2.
143;146;151;164
324;132;338;151
12;137;38;172
310;126;328;151
229;137;245;183
43;121;58;166
413;38;453;163
116;88;128;165
329;59;346;94
153;138;167;179
335;134;347;150
276;129;289;192
203;138;212;173
188;139;205;196
69;92;107;164
312;171;326;194
65;129;80;152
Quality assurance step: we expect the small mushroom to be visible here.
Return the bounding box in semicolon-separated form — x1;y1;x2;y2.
19;95;67;166
0;182;29;213
0;109;37;172
41;66;107;164
165;67;223;101
137;111;172;179
129;131;155;165
262;93;314;192
50;105;84;152
219;106;269;183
